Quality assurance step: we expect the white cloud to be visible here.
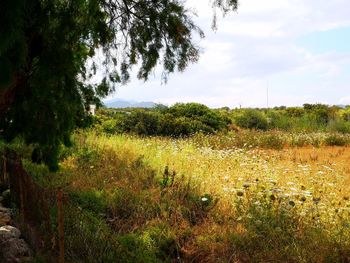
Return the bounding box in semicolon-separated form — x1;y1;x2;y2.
107;0;350;107
339;96;350;105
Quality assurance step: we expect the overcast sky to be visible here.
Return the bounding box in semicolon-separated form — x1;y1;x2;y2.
105;0;350;108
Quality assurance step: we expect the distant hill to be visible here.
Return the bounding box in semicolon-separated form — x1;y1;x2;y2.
336;104;347;109
103;99;156;108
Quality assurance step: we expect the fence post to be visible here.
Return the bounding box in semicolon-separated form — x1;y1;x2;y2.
3;155;6;184
58;188;65;263
19;176;24;222
1;154;7;186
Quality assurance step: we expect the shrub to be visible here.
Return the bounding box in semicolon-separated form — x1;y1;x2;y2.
266;111;291;130
327;119;350;134
125;110;162;136
159;115;194;136
286;107;304;117
101;119;118;134
95;103;230;137
324;133;348;146
235;109;268;130
258;132;285;149
167;103;229;131
167;103;212;118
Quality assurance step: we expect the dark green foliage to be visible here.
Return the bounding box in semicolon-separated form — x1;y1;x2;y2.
0;0;238;170
324;133;348;146
124;110;162;136
95;103;231;136
235;109;268;130
167;103;228;131
2;189;11;208
144;225;179;261
327;119;350;134
303;103;335;125
115;233;162;263
98;103;350;136
71;190;108;215
230;104;350;134
286;107;304;117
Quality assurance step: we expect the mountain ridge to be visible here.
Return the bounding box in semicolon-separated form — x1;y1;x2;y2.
103;99;157;108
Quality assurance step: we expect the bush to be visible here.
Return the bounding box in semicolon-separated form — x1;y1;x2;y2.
266;111;291;130
167;103;213;118
95;103;230;137
101;119;118;134
258;132;285;149
158;115;190;136
324;133;348;146
167;103;229;131
286;107;304;117
235;109;268;130
327;119;350;134
125;110;162;136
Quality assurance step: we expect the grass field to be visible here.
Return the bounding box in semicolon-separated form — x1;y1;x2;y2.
36;130;350;262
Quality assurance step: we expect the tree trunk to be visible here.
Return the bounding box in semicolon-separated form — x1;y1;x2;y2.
0;75;24;120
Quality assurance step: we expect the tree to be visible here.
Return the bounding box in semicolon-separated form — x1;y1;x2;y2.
0;0;237;170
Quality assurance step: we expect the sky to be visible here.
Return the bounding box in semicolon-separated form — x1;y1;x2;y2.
104;0;350;108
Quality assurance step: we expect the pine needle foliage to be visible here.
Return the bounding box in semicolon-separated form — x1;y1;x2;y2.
0;0;237;170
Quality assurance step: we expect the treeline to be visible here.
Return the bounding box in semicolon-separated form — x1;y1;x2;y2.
93;103;350;136
234;104;350;133
94;103;230;136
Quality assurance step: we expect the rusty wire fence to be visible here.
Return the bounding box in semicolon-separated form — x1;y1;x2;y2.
0;148;122;263
0;148;60;261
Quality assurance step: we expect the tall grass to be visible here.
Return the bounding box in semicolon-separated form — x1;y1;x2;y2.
45;130;350;262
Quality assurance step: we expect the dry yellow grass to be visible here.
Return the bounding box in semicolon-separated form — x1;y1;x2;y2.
65;131;350;225
58;131;350;262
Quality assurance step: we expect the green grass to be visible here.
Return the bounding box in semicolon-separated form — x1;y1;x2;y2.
4;129;349;262
40;130;349;262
